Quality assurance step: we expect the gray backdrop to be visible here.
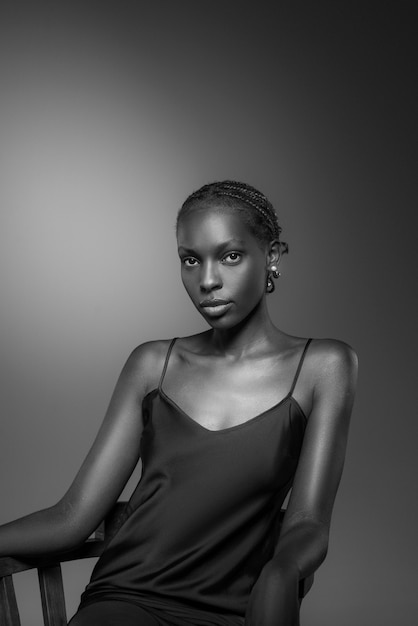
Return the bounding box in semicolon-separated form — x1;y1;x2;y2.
0;2;416;625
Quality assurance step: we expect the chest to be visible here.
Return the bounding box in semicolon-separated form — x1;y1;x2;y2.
160;356;301;431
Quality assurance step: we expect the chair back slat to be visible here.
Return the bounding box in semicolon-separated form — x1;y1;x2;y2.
38;564;67;626
0;575;21;626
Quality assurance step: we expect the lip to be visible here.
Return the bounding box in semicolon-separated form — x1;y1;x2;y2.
199;300;232;317
200;298;231;307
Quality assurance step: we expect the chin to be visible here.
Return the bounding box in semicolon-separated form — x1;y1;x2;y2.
204;313;247;330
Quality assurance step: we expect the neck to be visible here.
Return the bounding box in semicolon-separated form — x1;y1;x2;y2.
208;298;279;358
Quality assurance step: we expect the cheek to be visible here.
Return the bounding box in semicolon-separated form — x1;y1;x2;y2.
180;270;189;289
238;263;265;291
180;269;197;296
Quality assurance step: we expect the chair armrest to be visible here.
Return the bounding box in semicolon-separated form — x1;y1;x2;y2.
0;538;104;578
0;502;131;578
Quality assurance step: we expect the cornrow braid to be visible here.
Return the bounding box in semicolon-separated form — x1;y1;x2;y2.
177;180;288;253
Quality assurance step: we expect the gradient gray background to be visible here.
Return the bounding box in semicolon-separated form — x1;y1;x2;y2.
0;2;416;625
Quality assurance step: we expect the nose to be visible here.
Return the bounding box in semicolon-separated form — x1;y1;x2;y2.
200;260;222;292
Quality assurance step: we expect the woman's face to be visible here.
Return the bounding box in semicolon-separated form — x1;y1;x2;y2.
177;206;270;328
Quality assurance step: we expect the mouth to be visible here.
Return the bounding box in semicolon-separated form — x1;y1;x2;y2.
200;298;230;307
199;299;232;316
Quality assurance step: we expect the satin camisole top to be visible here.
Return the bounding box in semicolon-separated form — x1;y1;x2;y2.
80;338;311;620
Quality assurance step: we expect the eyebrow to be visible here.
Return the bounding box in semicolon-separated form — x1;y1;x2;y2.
177;239;246;255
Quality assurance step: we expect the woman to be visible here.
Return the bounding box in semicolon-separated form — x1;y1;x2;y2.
0;181;358;625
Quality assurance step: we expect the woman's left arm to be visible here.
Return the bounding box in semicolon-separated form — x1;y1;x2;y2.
245;339;358;626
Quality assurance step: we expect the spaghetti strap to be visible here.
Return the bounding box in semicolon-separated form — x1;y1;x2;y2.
287;338;312;397
158;338;178;390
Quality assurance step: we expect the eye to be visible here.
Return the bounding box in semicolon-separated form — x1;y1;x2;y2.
182;257;199;267
222;252;242;264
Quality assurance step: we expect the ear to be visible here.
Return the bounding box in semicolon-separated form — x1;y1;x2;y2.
266;239;282;267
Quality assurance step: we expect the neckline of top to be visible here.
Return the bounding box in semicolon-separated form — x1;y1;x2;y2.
149;336;312;434
143;386;307;434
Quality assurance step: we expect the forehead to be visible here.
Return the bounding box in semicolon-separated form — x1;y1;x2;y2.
177;206;259;249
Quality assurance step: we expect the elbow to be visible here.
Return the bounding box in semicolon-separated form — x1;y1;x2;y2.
304;517;329;562
316;528;329;565
51;500;95;551
274;517;330;578
303;519;330;573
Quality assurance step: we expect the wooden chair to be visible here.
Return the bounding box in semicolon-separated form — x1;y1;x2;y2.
0;503;314;625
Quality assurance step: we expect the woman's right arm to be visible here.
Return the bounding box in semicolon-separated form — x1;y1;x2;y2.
0;341;159;557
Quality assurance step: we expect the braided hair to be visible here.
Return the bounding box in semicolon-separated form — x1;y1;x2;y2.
176;180;288;254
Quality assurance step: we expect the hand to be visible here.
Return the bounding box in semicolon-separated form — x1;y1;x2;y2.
245;560;300;626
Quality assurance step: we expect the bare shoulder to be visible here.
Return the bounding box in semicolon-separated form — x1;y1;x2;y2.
128;338;174;366
308;337;358;367
306;338;358;396
124;338;175;394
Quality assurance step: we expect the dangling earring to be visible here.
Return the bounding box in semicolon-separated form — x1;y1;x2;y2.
266;263;281;293
266;272;275;293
